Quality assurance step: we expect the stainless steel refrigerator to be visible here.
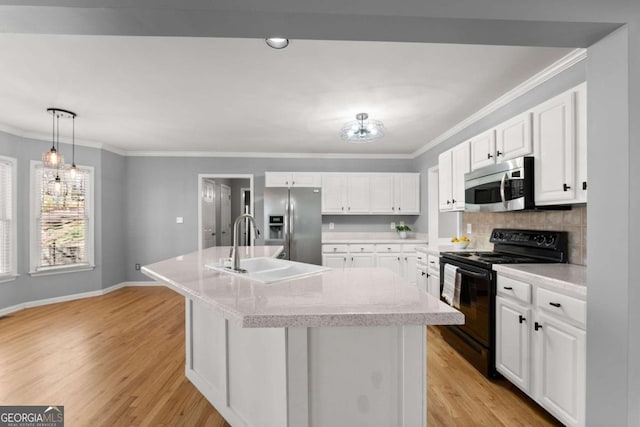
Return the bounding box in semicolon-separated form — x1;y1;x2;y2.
263;187;322;265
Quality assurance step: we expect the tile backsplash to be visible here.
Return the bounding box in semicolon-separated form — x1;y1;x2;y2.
463;205;587;265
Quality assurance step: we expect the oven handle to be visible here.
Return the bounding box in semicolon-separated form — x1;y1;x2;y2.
500;173;508;208
457;268;490;280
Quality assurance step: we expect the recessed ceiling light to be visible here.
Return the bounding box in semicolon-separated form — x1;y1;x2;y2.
265;37;290;49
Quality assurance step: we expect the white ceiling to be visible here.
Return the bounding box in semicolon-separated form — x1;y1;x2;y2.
0;34;572;156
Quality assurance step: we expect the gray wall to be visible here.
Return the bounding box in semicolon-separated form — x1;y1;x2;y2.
100;149;126;289
0;131;108;308
124;156;413;281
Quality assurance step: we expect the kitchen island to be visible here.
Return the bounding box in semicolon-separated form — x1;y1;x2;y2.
142;246;463;427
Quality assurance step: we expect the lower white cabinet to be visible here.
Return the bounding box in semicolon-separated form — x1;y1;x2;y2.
495;274;586;427
322;244;375;269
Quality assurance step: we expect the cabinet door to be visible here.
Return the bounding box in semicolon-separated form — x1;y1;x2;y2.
416;268;428;292
451;142;470;210
427;273;440;299
395;174;420;214
574;83;588;203
495;296;531;393
469;129;497;170
532;91;576;205
350;254;376;268
265;172;292;187
321;175;347;213
495;111;532;161
438;150;453;211
533;311;586;427
370;174;395;214
323;254;348;269
291;173;321;187
346;174;371;213
403;254;418;284
376;254;402;277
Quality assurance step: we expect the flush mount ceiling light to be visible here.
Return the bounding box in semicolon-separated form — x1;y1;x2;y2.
265;37;290;49
340;113;385;143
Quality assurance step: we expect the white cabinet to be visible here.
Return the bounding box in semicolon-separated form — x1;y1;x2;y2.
322;244;376;269
439;141;470;211
376;244;417;284
495;296;531;393
265;172;321;188
533;311;586;427
495;111;533;161
323;173;420;215
495;273;586;427
469;129;497;170
426;254;441;299
533;83;587;205
323;254;348;269
376;253;402;276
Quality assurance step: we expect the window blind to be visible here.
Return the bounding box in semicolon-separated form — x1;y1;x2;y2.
35;165;90;270
0;158;14;277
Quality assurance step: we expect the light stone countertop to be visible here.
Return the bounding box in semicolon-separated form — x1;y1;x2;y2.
322;231;427;245
141;245;464;329
493;263;587;298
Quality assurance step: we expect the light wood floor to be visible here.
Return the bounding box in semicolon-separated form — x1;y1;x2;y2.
0;287;560;426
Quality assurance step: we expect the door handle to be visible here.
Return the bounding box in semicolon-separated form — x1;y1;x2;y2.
519;315;526;324
549;302;562;308
534;322;543;331
500;173;508;208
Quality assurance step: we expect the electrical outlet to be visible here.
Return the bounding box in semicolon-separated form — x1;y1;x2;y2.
467;223;473;234
135;263;141;271
176;217;184;224
399;221;405;226
329;222;335;230
390;222;396;230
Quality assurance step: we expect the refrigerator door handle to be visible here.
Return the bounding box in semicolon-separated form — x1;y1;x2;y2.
289;200;295;256
284;197;291;259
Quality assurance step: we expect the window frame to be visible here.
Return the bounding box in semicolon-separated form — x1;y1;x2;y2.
0;155;18;283
29;160;95;276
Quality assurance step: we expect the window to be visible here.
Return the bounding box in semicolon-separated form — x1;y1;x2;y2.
30;162;94;275
0;156;17;282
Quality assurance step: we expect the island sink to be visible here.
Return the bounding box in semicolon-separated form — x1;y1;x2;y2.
206;256;329;283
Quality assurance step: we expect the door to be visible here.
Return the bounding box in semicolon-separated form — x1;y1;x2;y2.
376;254;402;277
495;296;531;393
289;188;322;265
451;142;470;210
470;129;496;170
394;174;420;214
427;273;440;298
416;266;428;292
370;174;395;214
265;172;291;187
201;180;216;248
323;254;347;269
321;175;346;213
346;174;371;213
220;184;232;246
496;111;532;161
438;150;453;211
403;254;417;284
533;311;586;427
350;254;375;268
533;91;576;204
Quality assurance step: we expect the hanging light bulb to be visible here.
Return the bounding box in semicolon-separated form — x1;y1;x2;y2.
43;111;63;168
46;173;68;197
67;114;79;179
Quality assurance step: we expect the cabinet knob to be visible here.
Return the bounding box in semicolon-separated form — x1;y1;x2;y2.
348;206;351;211
286;181;289;185
421;271;426;276
452;199;456;204
487;153;493;159
549;302;562;308
582;181;588;190
341;206;344;211
503;286;513;290
398;207;401;211
397;257;401;261
405;257;408;261
563;183;571;191
534;322;543;331
292;181;296;185
446;200;451;205
519;315;526;324
496;150;503;157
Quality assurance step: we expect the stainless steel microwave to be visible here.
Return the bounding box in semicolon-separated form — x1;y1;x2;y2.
464;156;535;212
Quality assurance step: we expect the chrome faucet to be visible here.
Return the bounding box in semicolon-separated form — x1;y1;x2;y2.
230;214;260;272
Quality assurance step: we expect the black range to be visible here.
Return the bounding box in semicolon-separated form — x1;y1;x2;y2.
439;228;568;378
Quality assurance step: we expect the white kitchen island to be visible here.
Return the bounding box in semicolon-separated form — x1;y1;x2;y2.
142;246;463;427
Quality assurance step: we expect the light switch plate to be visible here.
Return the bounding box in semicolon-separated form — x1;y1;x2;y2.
176;217;184;224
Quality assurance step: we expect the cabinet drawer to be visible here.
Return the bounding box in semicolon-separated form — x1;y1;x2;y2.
497;275;532;304
536;287;586;328
401;244;417;252
427;255;440;271
348;244;376;253
416;251;428;265
322;244;349;254
376;244;403;253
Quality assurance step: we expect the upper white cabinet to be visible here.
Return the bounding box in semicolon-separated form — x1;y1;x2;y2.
469;129;497;170
265;172;321;188
533;83;587;205
495;111;533;161
439;141;470;211
322;173;420;215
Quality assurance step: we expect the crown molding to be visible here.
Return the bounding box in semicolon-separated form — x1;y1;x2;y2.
411;48;587;158
125;150;414;159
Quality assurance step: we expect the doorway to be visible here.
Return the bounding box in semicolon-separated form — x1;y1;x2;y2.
198;174;254;250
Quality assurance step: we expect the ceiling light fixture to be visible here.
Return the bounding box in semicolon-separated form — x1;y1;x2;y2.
44;108;77;197
340;113;385;143
265;37;290;49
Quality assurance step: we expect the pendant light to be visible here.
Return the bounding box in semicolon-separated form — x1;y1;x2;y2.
42;110;64;168
68;114;79;179
43;108;76;197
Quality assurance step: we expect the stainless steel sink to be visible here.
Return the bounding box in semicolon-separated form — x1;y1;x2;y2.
206;257;329;284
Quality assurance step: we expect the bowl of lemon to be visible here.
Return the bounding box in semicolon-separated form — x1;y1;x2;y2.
451;236;470;249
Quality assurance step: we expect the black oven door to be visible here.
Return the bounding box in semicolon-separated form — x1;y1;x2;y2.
440;260;492;347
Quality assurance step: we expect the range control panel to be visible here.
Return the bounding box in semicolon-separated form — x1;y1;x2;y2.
490;229;565;249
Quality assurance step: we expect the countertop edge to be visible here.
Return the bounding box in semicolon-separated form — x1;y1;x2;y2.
492;264;587;298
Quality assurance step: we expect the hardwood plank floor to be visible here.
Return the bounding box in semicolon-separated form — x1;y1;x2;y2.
0;287;560;426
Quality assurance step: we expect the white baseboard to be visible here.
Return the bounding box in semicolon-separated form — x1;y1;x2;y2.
0;281;163;317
